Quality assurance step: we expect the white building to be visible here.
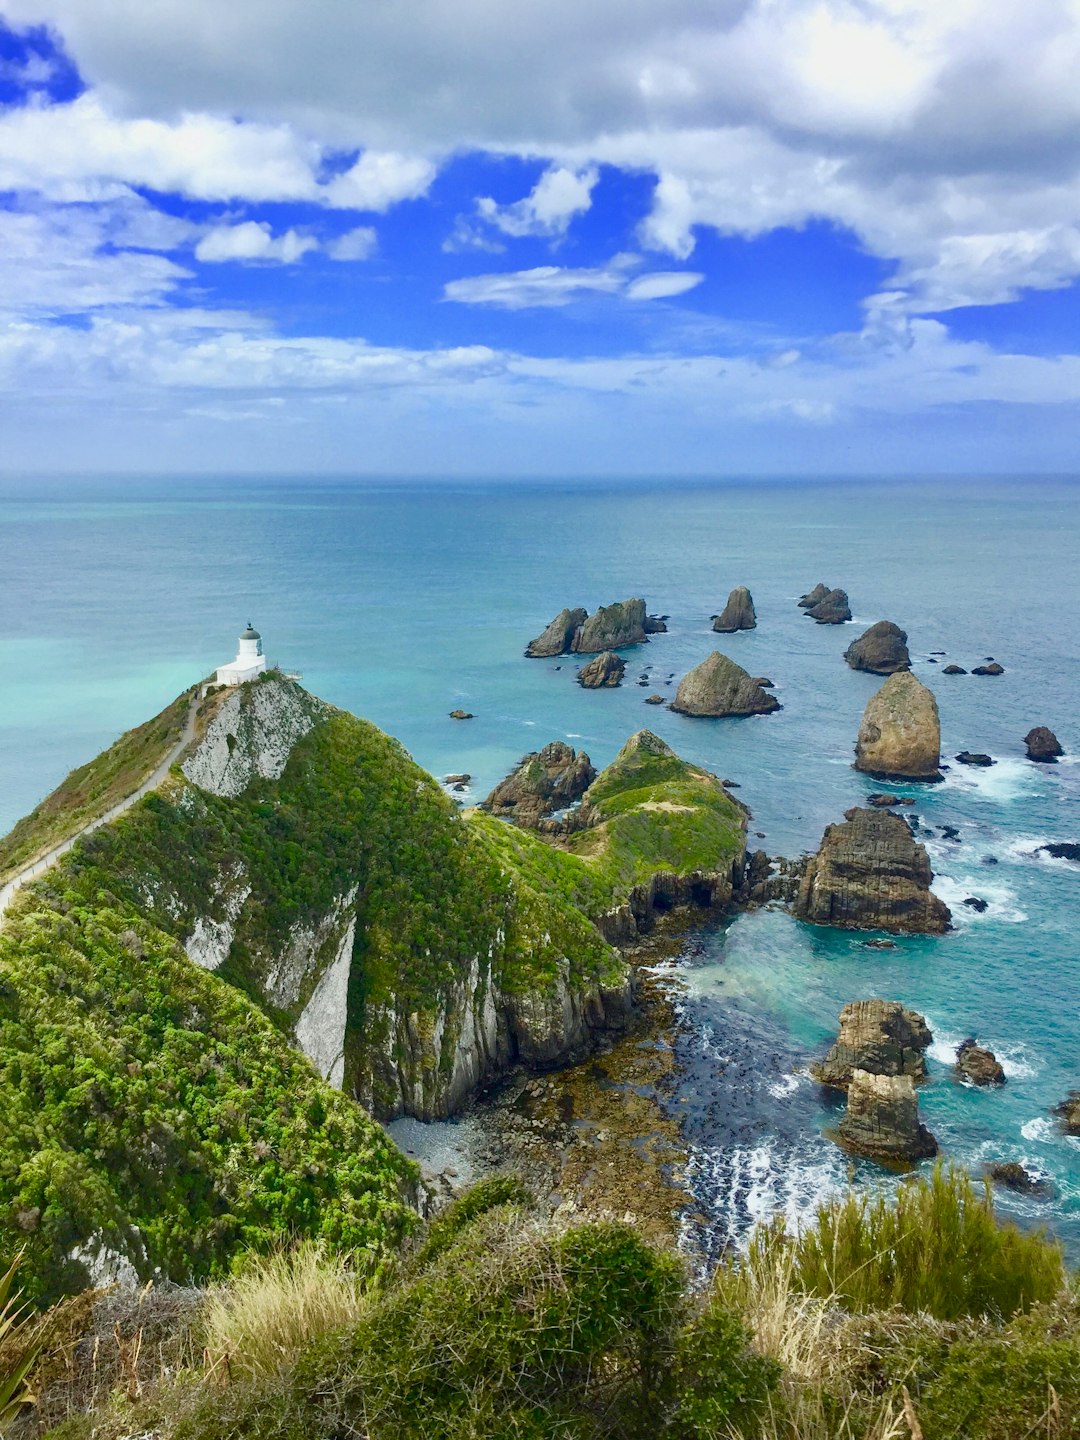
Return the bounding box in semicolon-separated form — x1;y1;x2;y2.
215;623;268;686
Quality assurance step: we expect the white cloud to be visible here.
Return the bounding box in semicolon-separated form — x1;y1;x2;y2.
0;202;190;314
475;165;598;239
444;256;702;308
323;152;435;211
195;221;318;264
625;271;704;300
328;225;378;261
13;0;1080;313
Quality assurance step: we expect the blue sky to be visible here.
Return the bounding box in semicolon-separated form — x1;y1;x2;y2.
3;2;1080;475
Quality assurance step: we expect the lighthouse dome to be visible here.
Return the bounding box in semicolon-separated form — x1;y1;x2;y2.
241;624;261;640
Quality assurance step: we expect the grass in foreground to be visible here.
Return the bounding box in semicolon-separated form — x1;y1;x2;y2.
14;1167;1078;1440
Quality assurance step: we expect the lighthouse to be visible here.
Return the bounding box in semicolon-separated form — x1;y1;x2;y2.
215;623;268;686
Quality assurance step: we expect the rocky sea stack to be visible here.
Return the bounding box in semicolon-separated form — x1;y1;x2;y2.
712;586;757;633
804;587;851;624
956;1038;1006;1087
838;1071;939;1163
1025;726;1064;762
844;621;911;675
525;607;589;658
794;807;950;933
812;998;932;1088
798;583;831;608
577;651;625;688
481;741;596;827
670;651;780;717
854;671;942;781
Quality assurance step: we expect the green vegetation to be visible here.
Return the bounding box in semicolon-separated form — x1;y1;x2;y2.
469;730;747;931
777;1165;1064;1320
0;892;417;1305
0;688;195;884
22;1171;1074;1440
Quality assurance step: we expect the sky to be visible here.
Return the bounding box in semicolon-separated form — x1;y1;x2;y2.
3;1;1080;476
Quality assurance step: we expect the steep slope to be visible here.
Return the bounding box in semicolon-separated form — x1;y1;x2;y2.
0;684;746;1303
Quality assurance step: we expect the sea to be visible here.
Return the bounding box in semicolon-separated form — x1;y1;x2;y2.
2;474;1078;1255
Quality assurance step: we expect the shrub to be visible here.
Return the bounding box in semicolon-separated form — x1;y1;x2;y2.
411;1175;532;1268
911;1303;1080;1440
786;1165;1064;1319
175;1215;687;1440
665;1298;780;1438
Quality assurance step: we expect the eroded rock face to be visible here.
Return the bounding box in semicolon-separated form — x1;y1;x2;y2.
670;651;780;717
644;614;668;634
712;586;757;633
525;607;589;658
812;998;932;1088
481;741;596;828
855;672;942;781
844;621;911;675
794;808;950;933
942;664;966;675
805;588;851;624
972;662;1005;676
956;1039;1006;1087
1025;727;1064;762
573;598;648;653
181;678;325;799
577;651;625;688
837;1070;938;1163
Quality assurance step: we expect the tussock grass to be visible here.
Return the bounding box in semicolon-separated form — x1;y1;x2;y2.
201;1242;369;1380
787;1164;1063;1320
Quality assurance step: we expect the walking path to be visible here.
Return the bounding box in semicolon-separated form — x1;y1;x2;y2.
0;688;202;925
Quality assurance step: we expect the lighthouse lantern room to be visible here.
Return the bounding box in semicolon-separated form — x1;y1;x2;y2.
215;623;268;686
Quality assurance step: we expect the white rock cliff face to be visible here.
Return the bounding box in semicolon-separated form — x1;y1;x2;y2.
181;679;325;798
296;916;355;1089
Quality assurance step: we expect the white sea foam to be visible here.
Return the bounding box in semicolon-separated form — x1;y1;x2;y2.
767;1072;803;1099
997;1043;1038;1080
1021;1117;1056;1143
942;757;1040;804
930;873;1027;923
1001;835;1080;871
927;1027;1037;1078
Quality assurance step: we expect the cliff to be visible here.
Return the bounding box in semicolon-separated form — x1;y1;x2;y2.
0;682;745;1300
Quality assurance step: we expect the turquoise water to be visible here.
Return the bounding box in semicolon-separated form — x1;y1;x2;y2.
2;475;1078;1250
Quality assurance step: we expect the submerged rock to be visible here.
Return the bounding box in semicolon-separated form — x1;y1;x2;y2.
644;693;665;705
577;651;625;688
712;586;757;633
972;662;1005;676
1038;843;1080;863
844;621;911;674
1025;726;1064;762
525;606;588;658
956;1038;1006;1086
805;588;852;624
812;998;932;1089
798;583;831;609
867;793;915;808
942;664;967;675
573;598;648;653
449;709;474;720
854;671;942;781
838;1070;938;1163
481;741;596;828
794;807;950;934
955;751;994;767
962;897;988;912
670;652;780;717
986;1162;1054;1197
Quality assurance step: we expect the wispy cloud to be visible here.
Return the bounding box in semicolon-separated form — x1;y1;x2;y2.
444;255;703;308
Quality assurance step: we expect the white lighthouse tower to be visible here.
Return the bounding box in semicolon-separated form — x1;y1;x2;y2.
215;623;268;686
